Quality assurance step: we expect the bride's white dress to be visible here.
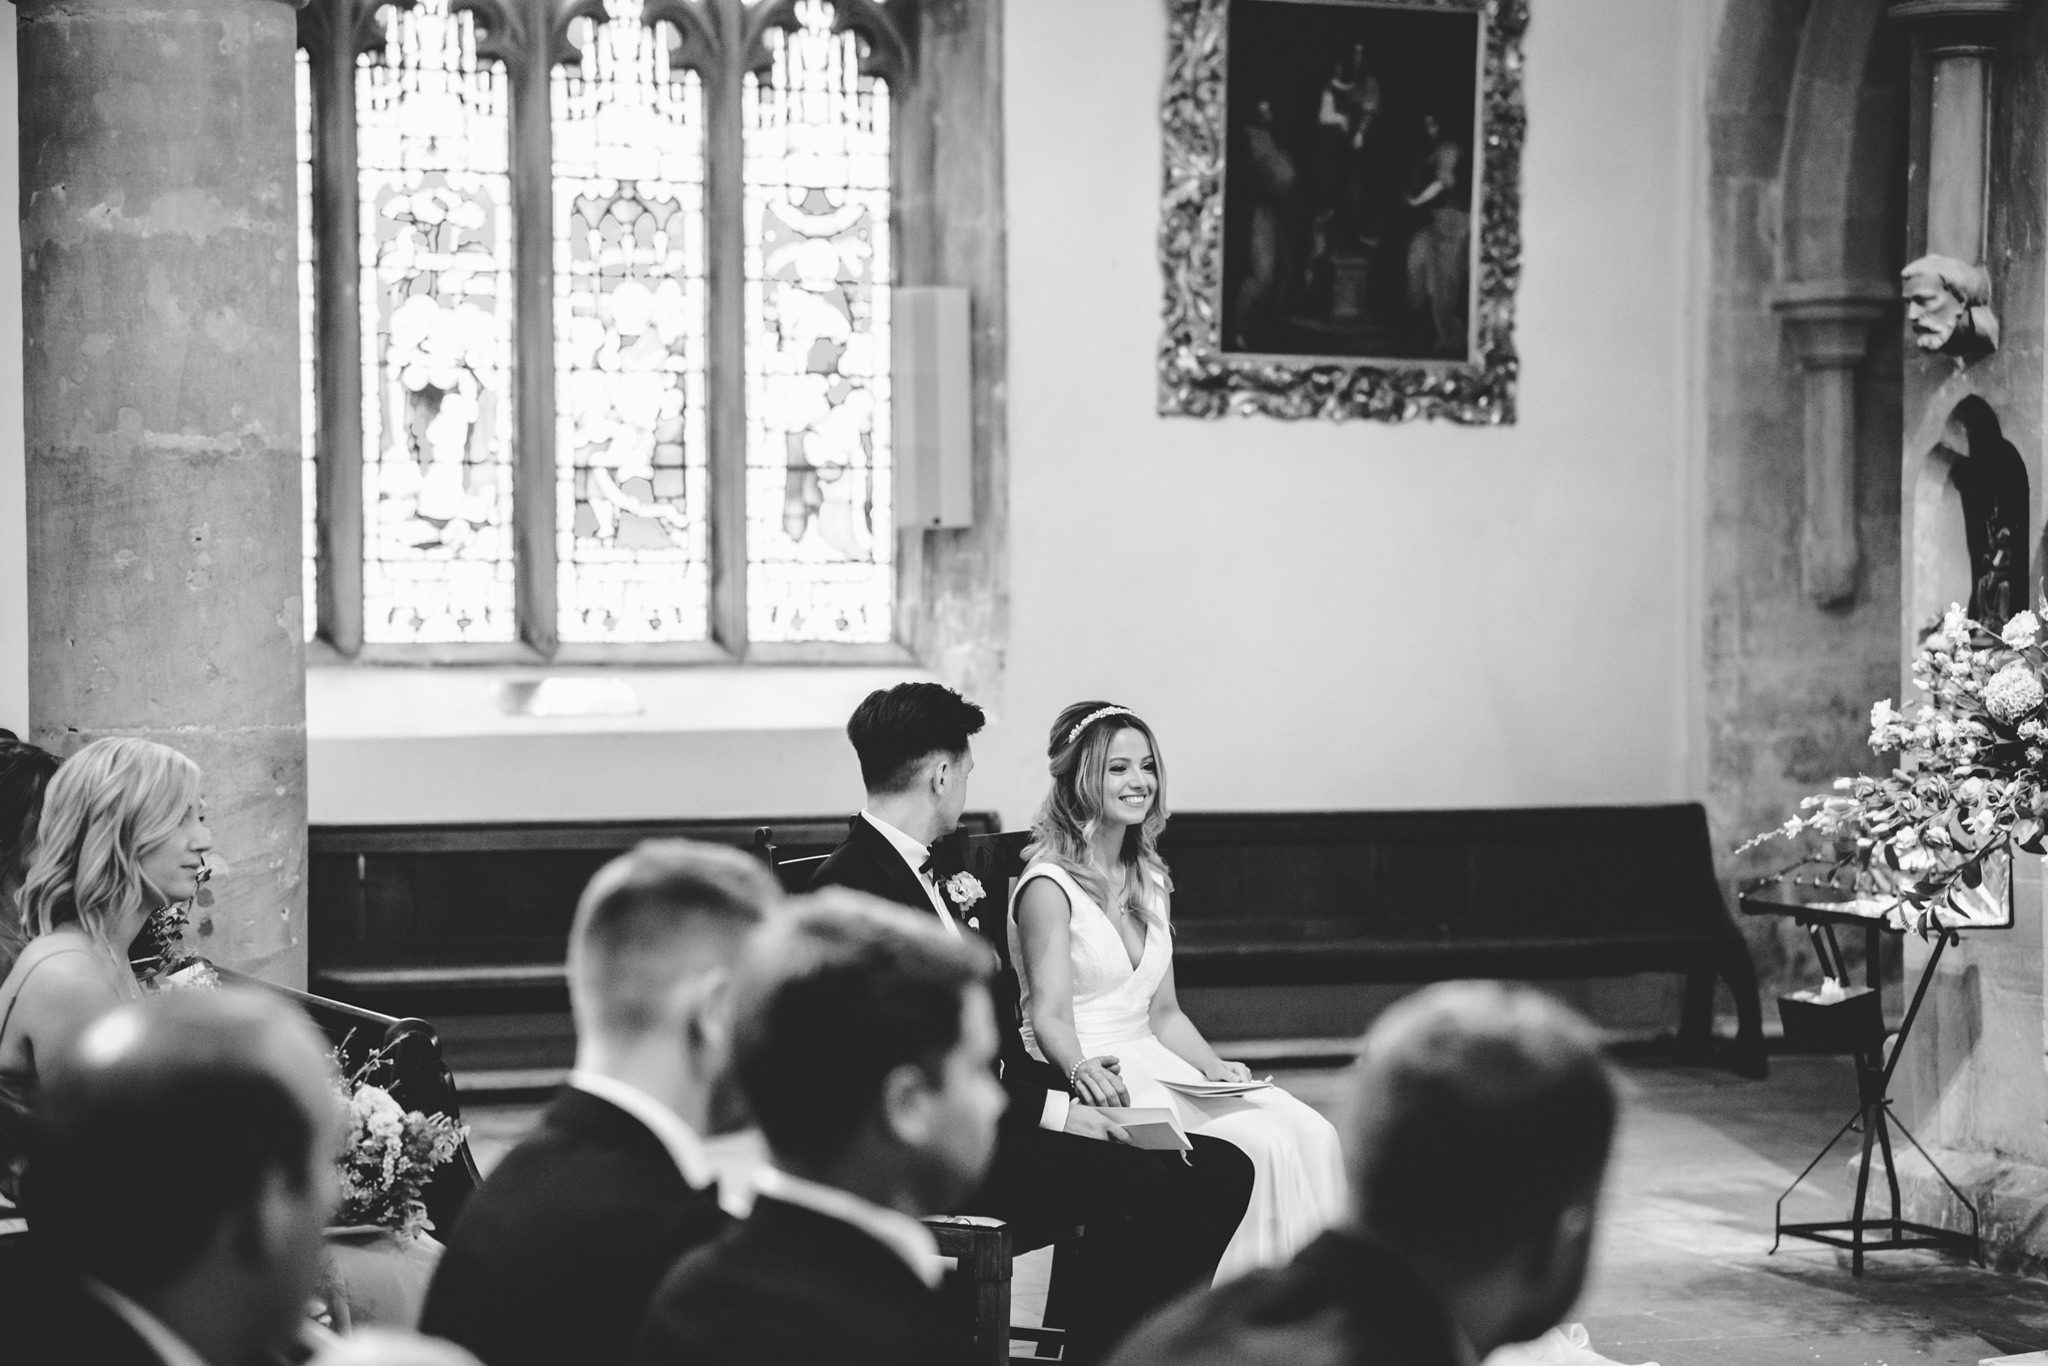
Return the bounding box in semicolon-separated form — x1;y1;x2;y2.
1009;862;1349;1282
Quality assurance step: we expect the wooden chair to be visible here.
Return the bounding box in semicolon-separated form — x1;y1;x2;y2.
754;826;1073;1364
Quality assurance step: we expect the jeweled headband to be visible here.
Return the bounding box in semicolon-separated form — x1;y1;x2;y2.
1066;706;1134;746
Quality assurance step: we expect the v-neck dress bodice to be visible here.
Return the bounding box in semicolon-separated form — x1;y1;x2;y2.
1008;859;1348;1283
1010;863;1166;1058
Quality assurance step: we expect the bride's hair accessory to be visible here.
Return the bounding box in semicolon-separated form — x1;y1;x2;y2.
1065;706;1134;746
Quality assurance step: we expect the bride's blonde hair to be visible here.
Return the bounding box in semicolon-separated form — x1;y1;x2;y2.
1025;702;1173;926
18;737;202;963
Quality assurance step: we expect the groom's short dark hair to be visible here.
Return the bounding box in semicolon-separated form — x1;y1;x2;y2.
731;891;990;1167
846;683;985;795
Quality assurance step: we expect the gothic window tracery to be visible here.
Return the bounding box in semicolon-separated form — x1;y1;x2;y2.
297;0;912;659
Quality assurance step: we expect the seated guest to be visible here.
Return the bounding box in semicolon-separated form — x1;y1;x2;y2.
1105;981;1619;1366
0;736;212;1200
13;988;343;1366
421;841;779;1366
0;730;60;980
633;891;1005;1366
812;683;1253;1360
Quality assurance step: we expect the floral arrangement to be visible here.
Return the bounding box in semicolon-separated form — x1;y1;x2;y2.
1742;603;2045;932
333;1046;467;1241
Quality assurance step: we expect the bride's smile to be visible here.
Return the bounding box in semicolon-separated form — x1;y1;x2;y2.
1100;729;1158;825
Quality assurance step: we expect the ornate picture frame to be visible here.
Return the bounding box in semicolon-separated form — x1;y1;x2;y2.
1158;0;1528;423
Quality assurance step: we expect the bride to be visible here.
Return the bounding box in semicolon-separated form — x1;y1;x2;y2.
1009;701;1348;1281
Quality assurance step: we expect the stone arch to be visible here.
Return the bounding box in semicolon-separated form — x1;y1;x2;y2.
1709;0;1810;183
1776;0;1908;288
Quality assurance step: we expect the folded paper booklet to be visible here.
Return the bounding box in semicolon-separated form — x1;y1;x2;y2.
1160;1078;1274;1098
1092;1107;1193;1152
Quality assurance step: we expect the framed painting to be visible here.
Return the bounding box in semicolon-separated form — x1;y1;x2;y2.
1158;0;1528;423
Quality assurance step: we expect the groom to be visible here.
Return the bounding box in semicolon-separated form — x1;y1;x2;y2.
811;682;1254;1363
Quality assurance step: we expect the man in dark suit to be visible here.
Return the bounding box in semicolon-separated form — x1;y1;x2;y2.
634;892;1003;1366
13;989;344;1366
810;682;1255;1362
1106;981;1620;1366
421;841;780;1366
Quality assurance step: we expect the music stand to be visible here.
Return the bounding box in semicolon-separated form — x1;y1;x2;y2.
1739;856;2009;1273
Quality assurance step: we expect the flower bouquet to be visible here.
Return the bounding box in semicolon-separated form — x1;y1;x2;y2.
1741;603;2038;935
333;1047;467;1240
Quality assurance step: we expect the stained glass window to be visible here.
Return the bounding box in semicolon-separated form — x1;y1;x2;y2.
297;50;318;643
742;1;894;644
357;0;517;643
553;0;710;644
298;0;918;657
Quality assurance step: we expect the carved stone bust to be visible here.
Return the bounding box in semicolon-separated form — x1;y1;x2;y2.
1901;254;1999;360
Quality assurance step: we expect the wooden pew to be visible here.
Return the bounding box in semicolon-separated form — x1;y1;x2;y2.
1156;804;1766;1075
307;816;1000;1026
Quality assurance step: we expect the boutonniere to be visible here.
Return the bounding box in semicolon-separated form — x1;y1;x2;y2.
942;871;985;914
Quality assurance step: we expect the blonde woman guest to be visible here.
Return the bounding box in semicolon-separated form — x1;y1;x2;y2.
0;737;213;1198
1010;702;1347;1282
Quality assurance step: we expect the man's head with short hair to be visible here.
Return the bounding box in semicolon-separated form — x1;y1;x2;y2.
729;890;1005;1215
566;840;780;1132
845;685;985;837
27;988;342;1362
1342;982;1617;1351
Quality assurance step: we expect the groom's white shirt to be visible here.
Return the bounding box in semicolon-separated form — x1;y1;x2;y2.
858;812;1070;1133
857;811;959;935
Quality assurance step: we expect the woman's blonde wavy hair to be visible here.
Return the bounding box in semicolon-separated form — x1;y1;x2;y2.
17;737;201;962
1025;702;1173;927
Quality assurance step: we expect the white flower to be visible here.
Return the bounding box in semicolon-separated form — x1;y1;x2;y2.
942;872;985;910
2005;611;2043;648
1984;663;2046;724
1944;603;1973;643
1871;699;1902;730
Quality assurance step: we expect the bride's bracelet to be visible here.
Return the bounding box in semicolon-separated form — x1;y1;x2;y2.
1066;1058;1089;1093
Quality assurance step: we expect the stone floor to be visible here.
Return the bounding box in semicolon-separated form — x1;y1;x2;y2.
461;1051;2048;1366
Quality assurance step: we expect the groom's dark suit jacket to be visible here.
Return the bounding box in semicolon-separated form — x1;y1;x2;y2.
420;1087;731;1366
809;816;1255;1364
632;1195;974;1366
809;816;1068;1158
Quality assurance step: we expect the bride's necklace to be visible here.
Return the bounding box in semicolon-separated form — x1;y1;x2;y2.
1104;866;1132;917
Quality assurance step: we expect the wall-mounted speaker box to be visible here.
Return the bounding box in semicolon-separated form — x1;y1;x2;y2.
893;286;974;529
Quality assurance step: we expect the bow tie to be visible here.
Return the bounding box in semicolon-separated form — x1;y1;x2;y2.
918;849;937;878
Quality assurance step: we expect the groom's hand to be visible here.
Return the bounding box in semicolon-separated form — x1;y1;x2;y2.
1071;1056;1129;1107
1064;1106;1132;1144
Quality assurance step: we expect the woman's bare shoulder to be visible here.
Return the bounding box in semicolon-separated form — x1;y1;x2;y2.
10;935;121;998
1014;868;1074;921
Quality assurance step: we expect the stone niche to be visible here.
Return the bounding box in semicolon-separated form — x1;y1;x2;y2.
1908;396;2029;636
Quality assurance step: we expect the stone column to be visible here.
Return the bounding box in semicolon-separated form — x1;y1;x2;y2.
1770;283;1893;607
1890;0;2017;261
19;0;307;984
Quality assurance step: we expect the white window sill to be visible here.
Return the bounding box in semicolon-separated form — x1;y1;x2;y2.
307;664;929;824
